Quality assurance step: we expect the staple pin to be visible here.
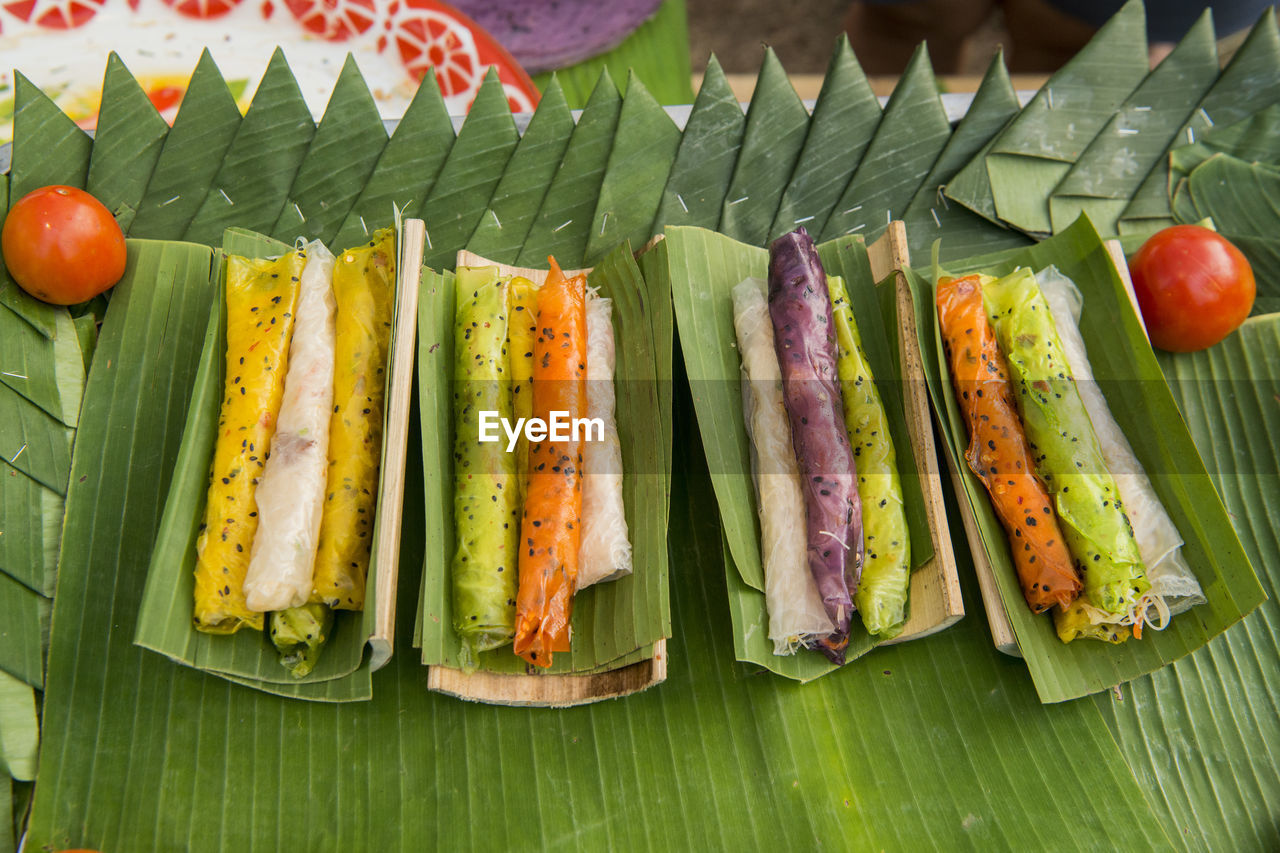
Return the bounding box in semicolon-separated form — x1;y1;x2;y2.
2;372;27;379
676;194;689;213
160;195;180;207
1117;128;1139;136
293;202;305;222
1199;108;1213;126
794;215;815;225
599;212;609;236
842;205;862;215
553;220;572;233
360;215;369;236
845;223;866;234
931;208;941;228
1046;88;1054;109
728;196;748;206
9;444;25;465
491;210;501;229
219;188;234;206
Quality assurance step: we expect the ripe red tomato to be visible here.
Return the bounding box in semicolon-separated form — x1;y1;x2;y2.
1128;225;1255;353
1;185;127;306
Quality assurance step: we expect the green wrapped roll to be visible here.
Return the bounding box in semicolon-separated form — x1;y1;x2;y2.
827;275;910;637
983;269;1148;616
451;266;521;665
269;604;335;678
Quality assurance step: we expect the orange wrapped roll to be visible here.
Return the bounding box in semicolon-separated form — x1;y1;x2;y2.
936;274;1081;612
514;258;587;667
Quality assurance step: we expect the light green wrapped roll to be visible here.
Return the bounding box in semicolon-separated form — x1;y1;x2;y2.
451;266;520;665
827;275;910;638
983;269;1148;617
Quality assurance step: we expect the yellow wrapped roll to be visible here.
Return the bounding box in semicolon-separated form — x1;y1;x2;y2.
310;230;396;610
193;248;307;634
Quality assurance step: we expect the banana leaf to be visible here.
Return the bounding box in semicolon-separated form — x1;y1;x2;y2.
1168;104;1280;191
1;775;9;853
909;215;1266;702
1095;314;1280;851
269;55;388;246
0;670;37;781
0;571;47;688
134;232;376;701
86;53;170;234
0;305;75;427
1;77;90;340
651;56;744;231
1048;10;1219;236
182;50;316;246
635;239;674;485
1174;154;1280;314
0;458;60;595
330;70;454;251
983;0;1149;236
420;69;519;271
464;78;574;264
584;73;680;265
902;51;1030;265
664;226;935;678
530;0;693;108
717;49;809;246
417;243;671;674
26;341;1176;851
515;70;621;269
1119;9;1280;235
820;43;950;246
130;50;244;241
0;382;72;496
769;35;881;243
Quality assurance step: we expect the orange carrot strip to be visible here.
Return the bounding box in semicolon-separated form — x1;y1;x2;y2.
513;258;587;667
937;275;1081;612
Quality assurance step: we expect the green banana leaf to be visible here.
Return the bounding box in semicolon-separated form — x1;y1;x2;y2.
1048;10;1219;236
26;347;1177;851
1174;154;1280;314
584;73;680;265
270;55;388;246
516;70;621;268
1169;104;1280;190
651;56;744;231
0;573;47;689
530;0;693;108
0;458;60;596
86;53;170;234
1095;314;1280;851
717;49;809;246
902;51;1030;265
417;242;671;673
769;35;881;243
1;77;89;339
1119;9;1280;235
0;382;72;496
1;774;9;853
664;226;933;678
134;232;375;701
983;0;1149;236
909;215;1266;702
129;50;244;241
0;305;72;427
330;70;454;251
420;70;519;271
465;78;574;263
820;43;950;246
0;670;37;781
181;50;316;246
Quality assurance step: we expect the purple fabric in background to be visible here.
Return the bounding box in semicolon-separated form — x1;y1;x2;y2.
450;0;664;72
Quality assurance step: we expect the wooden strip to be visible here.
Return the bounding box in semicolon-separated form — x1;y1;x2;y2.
866;222;965;644
368;219;424;670
427;639;667;708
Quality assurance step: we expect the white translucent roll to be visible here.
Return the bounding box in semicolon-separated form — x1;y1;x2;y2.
732;277;834;654
577;289;633;588
1036;266;1205;625
244;241;338;612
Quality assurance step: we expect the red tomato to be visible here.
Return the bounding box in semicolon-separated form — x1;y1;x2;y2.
1129;225;1255;353
1;185;127;306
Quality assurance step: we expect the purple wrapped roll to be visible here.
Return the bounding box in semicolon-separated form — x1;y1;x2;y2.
767;227;863;661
